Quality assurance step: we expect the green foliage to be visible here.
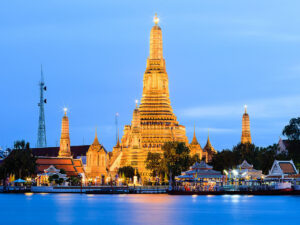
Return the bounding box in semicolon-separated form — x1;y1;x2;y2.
67;176;81;186
282;117;300;164
282;117;300;141
211;149;238;172
233;143;258;166
211;143;292;174
191;154;201;164
145;152;163;177
59;169;66;174
0;140;36;180
49;174;65;185
118;166;137;179
162;142;192;180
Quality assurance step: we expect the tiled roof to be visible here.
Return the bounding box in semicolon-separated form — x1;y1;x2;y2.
36;157;84;176
279;162;297;174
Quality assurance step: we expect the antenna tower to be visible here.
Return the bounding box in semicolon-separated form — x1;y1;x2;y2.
37;65;47;147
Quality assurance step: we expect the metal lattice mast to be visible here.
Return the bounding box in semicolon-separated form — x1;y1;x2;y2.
37;65;47;147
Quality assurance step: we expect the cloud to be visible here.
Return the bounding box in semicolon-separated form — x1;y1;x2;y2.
180;95;300;119
185;126;237;134
236;30;300;42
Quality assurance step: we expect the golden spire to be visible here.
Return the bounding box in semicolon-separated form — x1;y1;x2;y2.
153;13;159;25
116;128;120;147
206;129;212;148
149;13;163;59
191;124;199;145
58;108;71;158
92;127;100;146
241;105;252;144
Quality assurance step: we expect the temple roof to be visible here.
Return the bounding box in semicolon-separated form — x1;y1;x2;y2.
238;160;253;169
279;162;297;174
88;130;107;153
190;126;199;145
36;157;84;176
204;135;214;152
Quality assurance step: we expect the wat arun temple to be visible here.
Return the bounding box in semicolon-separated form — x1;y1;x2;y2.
33;14;252;183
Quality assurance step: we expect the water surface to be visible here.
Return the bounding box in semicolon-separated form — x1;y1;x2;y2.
0;194;299;225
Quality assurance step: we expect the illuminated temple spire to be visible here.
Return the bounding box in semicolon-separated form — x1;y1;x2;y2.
58;108;71;157
149;13;163;60
119;14;188;177
92;127;100;146
191;125;199;145
241;105;252;144
138;13;187;145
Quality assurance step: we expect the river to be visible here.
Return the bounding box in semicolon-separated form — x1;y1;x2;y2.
0;194;299;225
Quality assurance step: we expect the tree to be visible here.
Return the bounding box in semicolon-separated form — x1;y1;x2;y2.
282;117;300;141
282;117;300;165
0;140;36;181
211;149;236;172
118;166;137;179
59;169;66;174
67;176;81;186
191;153;201;165
145;152;163;178
162;142;192;182
49;174;65;185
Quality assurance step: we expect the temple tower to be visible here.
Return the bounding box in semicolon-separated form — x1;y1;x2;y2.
241;105;252;144
37;65;47;147
86;130;108;182
138;13;188;146
120;14;188;177
58;108;71;158
203;131;217;162
189;126;203;160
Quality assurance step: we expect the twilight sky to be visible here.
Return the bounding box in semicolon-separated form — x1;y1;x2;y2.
1;1;300;151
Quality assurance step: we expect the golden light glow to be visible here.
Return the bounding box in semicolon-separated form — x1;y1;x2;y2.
153;13;159;25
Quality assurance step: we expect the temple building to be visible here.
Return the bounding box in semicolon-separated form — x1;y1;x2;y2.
229;160;262;180
203;134;217;162
241;105;252;144
189;126;203;160
85;130;108;184
118;14;192;179
32;14;218;183
35;109;85;179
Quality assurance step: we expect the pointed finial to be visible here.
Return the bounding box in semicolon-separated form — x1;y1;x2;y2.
154;13;159;25
63;107;67;116
116;128;120;147
135;99;139;108
244;105;247;113
95;126;98;138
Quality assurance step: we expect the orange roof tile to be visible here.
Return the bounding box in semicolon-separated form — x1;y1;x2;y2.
36;157;84;177
279;162;297;174
37;158;73;165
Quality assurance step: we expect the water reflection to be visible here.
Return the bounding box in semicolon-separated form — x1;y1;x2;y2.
0;194;299;225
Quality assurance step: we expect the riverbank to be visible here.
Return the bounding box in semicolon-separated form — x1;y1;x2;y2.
2;186;300;195
167;190;300;196
0;185;168;194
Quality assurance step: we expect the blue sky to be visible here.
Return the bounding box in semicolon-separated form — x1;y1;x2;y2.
1;1;300;151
